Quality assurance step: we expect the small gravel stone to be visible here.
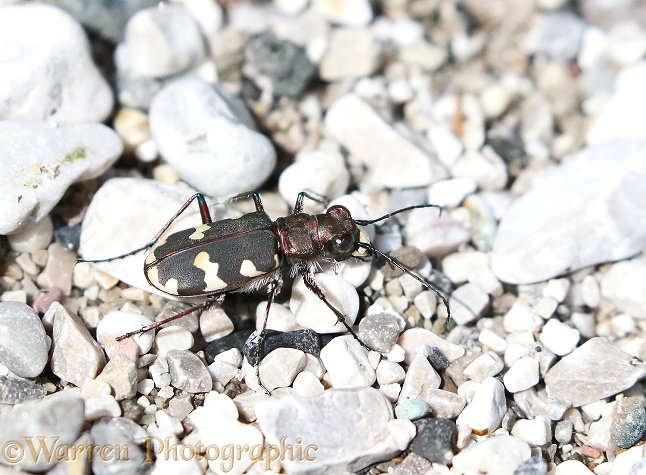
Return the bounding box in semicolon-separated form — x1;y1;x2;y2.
292;371;325;397
545;337;646;407
513;456;548;475
555;420;573;444
452;435;531;475
115;5;205;78
539;319;580;356
319;28;380;81
376;360;406;385
32;286;63;314
395;398;431;420
0;3;113;122
426;346;450;371
7;215;53;253
0;392;85;471
258;348;307;391
409;418;456;464
394;453;432;475
320;335;376;389
0;375;46;404
478;329;508;354
255;300;300;332
256;387;414;474
291;273;360;333
149;78;276;196
420;388;467;419
96;354;138;400
464;352;504;382
244;32;314;97
199;304;234;342
85;395;122;421
155;326;194;357
358;313;403;353
168;393;194;421
0;301;50;378
398;353;441;402
325;94;446;189
312;0;373;26
398;328;465;365
456;377;507;435
166;350;212;393
610;397;646;448
404;207;470;257
429;177;478;208
601;256;646;319
50;302;106;388
156;301;200;333
451;147;508;191
504;357;540;393
243;328;321;363
90;417;150;475
36;242;76;295
511;416;552;446
96;311;155;355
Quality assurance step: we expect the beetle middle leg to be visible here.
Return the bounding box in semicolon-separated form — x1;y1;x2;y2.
301;272;371;352
252;279;280;395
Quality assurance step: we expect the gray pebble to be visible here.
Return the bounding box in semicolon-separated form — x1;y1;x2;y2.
0;301;50;378
97;354;138;400
167;350;212;393
409;418;457;465
120;398;144;423
50;302;106;388
394;453;432;475
0;375;46;404
555;420;573;444
168;393;194;421
0;121;122;234
610;397;646;449
90;417;150;475
513;456;548;475
0;391;84;471
245;32;314;97
0;4;114;122
358;313;402;353
149;78;276;196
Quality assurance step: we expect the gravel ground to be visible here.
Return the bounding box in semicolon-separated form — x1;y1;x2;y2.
1;1;646;474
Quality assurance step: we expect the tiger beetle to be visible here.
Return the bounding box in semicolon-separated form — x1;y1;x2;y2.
79;191;450;393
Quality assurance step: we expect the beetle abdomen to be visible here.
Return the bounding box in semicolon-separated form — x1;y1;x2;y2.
145;217;281;296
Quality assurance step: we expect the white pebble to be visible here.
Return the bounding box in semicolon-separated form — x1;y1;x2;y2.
413;291;437;319
463;352;504;383
319;335;376;388
449;283;490;325
7;215;53;253
292;371;324;396
478;329;508;354
137;379;154;395
255;301;300;332
398;353;441;402
451;435;531;475
503;357;540;393
85;395;122;421
199;305;234;342
312;0;373;27
258;348;307;392
291;273;359;333
429;177;477;208
580;275;600;308
539;319;580;356
456;377;507;434
376;360;406;385
511;416;552;446
379;383;401;402
480;83;512;120
397;328;464;365
207;360;239;387
96;311;154;354
155;326;194;357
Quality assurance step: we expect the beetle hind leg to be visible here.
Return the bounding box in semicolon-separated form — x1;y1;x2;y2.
253;279;280;395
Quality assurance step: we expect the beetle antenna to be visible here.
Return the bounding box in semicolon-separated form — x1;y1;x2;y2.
357;242;451;322
353;204;442;225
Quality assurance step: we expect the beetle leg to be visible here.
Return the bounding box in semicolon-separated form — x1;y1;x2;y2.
254;279;279;395
223;191;265;212
115;303;206;341
78;193;213;263
300;272;370;351
293;191;328;214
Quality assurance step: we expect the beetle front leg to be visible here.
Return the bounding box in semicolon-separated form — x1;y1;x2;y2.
300;272;370;351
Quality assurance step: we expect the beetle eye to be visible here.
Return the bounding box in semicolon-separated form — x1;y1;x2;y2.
332;234;355;254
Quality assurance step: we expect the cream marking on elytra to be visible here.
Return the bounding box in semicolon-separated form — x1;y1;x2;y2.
193;251;227;290
240;259;264;278
145;251;156;265
189;224;210;240
273;254;280;267
147;267;179;294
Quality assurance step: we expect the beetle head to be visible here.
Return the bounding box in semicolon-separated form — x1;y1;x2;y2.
319;205;370;260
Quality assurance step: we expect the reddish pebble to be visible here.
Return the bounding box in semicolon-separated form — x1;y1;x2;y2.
104;337;139;362
581;445;602;459
32;287;63;313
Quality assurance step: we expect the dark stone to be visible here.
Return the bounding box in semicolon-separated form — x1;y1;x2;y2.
610;397;646;448
120;398;144;422
243;329;321;363
53;215;82;252
426;346;449;371
0;375;46;404
409;418;457;465
514;456;548;475
244;32;315;97
487;131;528;176
205;328;255;364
